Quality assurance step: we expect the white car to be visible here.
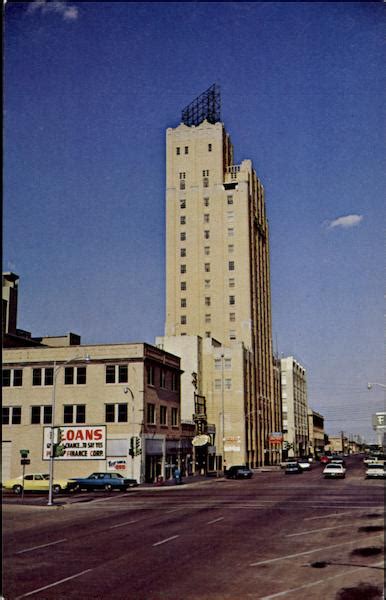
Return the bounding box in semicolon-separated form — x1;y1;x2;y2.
323;463;346;479
365;463;386;479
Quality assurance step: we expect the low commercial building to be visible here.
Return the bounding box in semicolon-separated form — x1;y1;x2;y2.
2;342;190;484
307;409;325;458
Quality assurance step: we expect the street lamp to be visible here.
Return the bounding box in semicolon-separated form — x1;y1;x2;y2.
47;354;90;506
367;382;386;390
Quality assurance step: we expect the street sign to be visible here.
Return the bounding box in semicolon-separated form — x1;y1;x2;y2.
372;413;386;430
20;458;30;465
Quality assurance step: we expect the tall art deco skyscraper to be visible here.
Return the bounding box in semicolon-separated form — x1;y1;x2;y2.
163;85;281;468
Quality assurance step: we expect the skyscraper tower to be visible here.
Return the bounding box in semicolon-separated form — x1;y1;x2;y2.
163;85;279;467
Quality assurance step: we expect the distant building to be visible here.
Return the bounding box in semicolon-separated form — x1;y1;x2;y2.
307;409;325;458
281;356;309;458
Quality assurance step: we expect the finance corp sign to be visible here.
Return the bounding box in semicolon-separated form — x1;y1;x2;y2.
43;425;106;460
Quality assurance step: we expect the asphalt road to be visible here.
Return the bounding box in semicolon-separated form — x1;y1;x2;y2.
3;455;385;600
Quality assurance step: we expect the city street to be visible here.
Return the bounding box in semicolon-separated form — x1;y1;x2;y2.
3;455;384;599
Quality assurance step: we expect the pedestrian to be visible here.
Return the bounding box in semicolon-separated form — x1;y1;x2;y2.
223;460;227;476
174;467;182;484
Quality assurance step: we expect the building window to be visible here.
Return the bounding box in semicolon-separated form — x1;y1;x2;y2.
229;331;236;340
180;180;185;190
160;405;167;426
228;244;234;253
147;365;155;385
105;403;128;423
181;298;186;308
205;314;211;323
180;264;186;274
229;296;235;305
229;261;235;271
205;297;211;306
227;195;233;205
204;197;209;207
227;211;234;221
2;406;21;425
181;281;186;291
160;369;166;388
64;366;87;385
204;230;210;239
176;147;180;155
181;315;187;325
179;172;186;179
208;143;212;152
204;280;211;288
180;199;186;209
229;312;236;322
184;146;189;154
180;216;186;225
228;228;234;237
214;379;221;390
171;407;178;427
229;278;235;288
31;405;52;425
202;170;209;176
180;248;186;257
147;403;156;425
2;368;23;387
64;405;86;424
204;246;210;256
225;378;232;390
214;359;221;370
203;178;209;188
204;214;210;223
225;358;232;369
180;232;186;241
204;263;210;272
205;331;211;337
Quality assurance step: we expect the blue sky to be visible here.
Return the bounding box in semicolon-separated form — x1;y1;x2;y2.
4;1;385;443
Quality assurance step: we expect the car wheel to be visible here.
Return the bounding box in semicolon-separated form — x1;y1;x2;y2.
53;484;61;494
13;484;23;495
104;484;113;492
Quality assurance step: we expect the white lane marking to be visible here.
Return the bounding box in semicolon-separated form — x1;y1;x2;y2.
249;535;383;567
166;507;184;513
16;538;67;554
109;519;139;529
286;524;353;537
260;561;385;599
152;535;179;547
15;569;93;598
207;517;224;525
304;511;361;521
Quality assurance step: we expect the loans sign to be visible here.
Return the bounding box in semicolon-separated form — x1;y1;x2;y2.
43;426;106;460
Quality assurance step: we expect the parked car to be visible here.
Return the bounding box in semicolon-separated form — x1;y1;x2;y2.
68;472;138;492
323;463;346;479
365;463;386;479
225;466;253;479
285;462;303;474
3;473;71;495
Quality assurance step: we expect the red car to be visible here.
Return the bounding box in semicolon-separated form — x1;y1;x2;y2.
320;455;331;464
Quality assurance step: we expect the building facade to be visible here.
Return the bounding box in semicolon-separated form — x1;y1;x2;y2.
163;86;280;468
2;342;191;484
280;356;309;458
307;409;325;458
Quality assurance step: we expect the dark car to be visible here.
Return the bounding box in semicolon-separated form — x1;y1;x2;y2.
285;462;303;474
68;472;138;492
226;466;253;479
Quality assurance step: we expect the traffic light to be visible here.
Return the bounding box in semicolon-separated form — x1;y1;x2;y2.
135;437;141;455
129;437;135;457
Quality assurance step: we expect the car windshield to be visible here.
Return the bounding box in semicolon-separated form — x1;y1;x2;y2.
368;464;384;469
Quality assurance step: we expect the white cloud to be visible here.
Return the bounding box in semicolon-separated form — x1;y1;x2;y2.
326;214;364;230
26;0;79;21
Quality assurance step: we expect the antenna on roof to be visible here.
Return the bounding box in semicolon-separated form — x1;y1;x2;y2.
181;84;221;127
